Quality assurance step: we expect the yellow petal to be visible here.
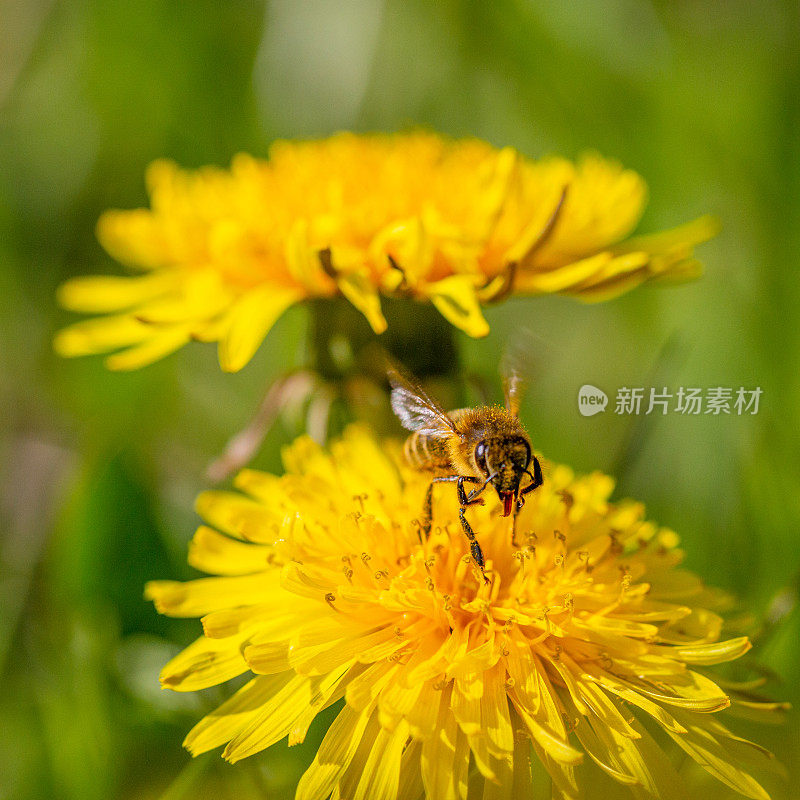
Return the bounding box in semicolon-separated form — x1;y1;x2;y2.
223;673;313;762
397;740;424;800
653;636;751;666
425;275;489;337
573;267;650;303
289;626;399;676
284;218;336;293
592;719;660;795
471;146;519;244
510;725;534;800
569;250;649;289
288;661;353;746
145;573;281;617
96;208;172;269
217;285;301;372
53;315;151;357
352;719;410;800
378;662;425;728
242;641;292;675
664;718;771;800
335;713;383;800
421;686;469;800
406;679;443;740
296;705;373;800
370;217;432;285
132;271;231;323
509;692;583;765
183;673;293;756
515;252;613;294
530;738;580;800
551;659;640;740
481;666;514;757
613;215;720;258
160;633;250;691
335;272;388;334
201;603;276;639
571;716;639;785
504;633;540;715
104;326;191;370
187;525;274;575
195;490;282;543
451;673;483;738
624;669;730;712
585;667;686;734
345;660;397;712
232;469;285;503
56;272;177;312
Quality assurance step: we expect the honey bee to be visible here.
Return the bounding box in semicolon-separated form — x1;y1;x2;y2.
389;366;543;580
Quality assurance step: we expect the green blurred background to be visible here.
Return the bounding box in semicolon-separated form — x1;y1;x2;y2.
1;1;798;798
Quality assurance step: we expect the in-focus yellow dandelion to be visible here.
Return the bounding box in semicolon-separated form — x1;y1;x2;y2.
56;132;717;372
147;426;780;800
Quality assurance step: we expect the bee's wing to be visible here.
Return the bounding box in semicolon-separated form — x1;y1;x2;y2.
501;353;527;418
388;368;458;437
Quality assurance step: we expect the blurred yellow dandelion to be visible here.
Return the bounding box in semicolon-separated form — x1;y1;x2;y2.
56;132;716;371
146;426;778;799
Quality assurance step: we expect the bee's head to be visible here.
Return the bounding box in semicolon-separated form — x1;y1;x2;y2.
475;437;531;516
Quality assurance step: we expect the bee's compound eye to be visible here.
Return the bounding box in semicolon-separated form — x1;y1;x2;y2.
475;441;488;473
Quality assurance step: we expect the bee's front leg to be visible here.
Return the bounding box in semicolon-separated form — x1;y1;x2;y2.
457;476;484;507
457;477;490;583
458;506;490;584
516;456;544;512
512;456;544;548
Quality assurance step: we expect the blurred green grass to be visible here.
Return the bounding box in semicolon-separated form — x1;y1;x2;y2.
1;0;798;798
